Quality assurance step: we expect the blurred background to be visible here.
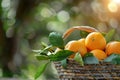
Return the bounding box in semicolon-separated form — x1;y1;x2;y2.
0;0;120;79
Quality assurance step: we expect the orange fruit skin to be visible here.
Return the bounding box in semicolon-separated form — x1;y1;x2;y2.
85;32;106;50
78;38;86;45
77;38;87;57
65;38;87;58
90;49;107;60
105;41;120;56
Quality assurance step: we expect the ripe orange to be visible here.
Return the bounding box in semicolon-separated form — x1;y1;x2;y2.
90;49;107;60
78;38;86;45
85;32;106;50
105;41;120;56
65;38;87;58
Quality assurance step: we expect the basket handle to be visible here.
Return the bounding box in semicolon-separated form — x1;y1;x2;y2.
62;26;98;39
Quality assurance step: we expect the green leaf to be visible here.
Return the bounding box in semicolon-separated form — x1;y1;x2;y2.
111;57;120;64
41;42;48;48
49;50;74;61
104;53;120;64
105;29;115;43
35;54;49;61
104;53;118;62
83;53;99;64
61;59;67;68
33;45;53;55
101;32;106;37
41;62;59;79
34;62;49;79
32;50;42;53
49;32;64;49
74;52;84;66
80;31;89;38
42;45;54;53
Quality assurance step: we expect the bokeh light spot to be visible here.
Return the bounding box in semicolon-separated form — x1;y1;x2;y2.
97;23;107;32
108;2;118;12
40;8;53;18
111;0;120;4
47;21;66;32
57;10;70;22
109;18;118;28
1;0;10;8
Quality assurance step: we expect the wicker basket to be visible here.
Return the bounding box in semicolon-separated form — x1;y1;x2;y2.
54;26;120;80
54;59;120;79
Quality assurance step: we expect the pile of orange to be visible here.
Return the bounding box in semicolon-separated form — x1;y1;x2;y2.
65;32;120;61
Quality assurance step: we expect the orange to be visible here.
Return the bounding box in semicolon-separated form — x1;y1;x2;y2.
78;38;86;45
85;32;106;50
65;38;87;58
105;41;120;56
90;49;107;60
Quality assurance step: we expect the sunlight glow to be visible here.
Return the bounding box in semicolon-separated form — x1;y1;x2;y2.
108;2;118;12
111;0;120;4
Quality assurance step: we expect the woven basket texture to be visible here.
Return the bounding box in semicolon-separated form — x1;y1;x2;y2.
54;59;120;80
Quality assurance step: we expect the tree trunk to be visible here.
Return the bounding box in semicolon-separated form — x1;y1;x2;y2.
0;22;15;77
0;0;41;77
